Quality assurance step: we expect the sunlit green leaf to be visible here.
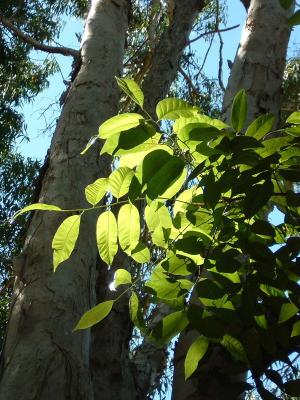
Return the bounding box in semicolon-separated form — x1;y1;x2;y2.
231;89;247;132
129;291;147;333
99;113;144;139
245;114;275;140
185;336;209;380
286;111;300;124
156;98;198;120
85;178;108;206
114;269;132;288
145;201;172;232
130;242;150;263
116;77;144;108
118;203;140;251
13;203;61;219
74;300;114;330
150;310;189;345
52;215;81;271
96;211;118;265
109;167;134;199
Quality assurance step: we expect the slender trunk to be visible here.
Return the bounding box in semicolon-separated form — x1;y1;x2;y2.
91;1;207;399
0;1;128;399
171;1;293;400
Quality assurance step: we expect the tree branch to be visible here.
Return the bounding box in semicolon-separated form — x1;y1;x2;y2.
0;15;80;58
188;24;240;45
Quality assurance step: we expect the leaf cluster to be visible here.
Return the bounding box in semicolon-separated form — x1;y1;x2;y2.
16;79;300;398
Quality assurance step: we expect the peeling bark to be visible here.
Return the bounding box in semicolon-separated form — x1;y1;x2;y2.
0;1;128;399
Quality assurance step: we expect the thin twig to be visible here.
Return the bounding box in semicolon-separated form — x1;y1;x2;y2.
0;15;80;58
188;24;240;45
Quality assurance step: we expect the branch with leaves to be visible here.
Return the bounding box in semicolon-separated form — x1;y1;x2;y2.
13;78;300;399
0;15;80;58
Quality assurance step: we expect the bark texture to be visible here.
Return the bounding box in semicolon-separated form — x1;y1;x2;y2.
171;1;293;400
223;0;293;125
0;1;128;399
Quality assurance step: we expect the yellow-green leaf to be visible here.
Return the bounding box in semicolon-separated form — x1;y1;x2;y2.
99;113;144;139
114;269;132;288
96;211;118;265
52;215;81;271
109;167;134;199
231;89;247;132
118;203;140;251
74;300;114;330
13;203;62;219
184;336;209;380
130;242;150;263
85;178;108;206
116;77;144;108
156;98;198;120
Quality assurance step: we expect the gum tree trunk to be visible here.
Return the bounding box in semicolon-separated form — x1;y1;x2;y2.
0;1;128;399
171;1;293;399
223;0;293;125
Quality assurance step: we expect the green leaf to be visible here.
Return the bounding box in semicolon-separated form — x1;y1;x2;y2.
117;203;140;251
98;113;144;139
13;203;62;219
288;10;300;26
150;310;189;345
278;168;300;182
286;111;300;124
114;269;132;288
74;300;114;330
85;178;108;206
129;291;147;333
244;180;274;218
221;334;248;362
245;114;275;140
285;126;300;137
116;77;144;108
161;253;195;276
184;336;209;380
146;157;186;201
109;167;134;199
231;89;247;132
96;211;118;265
156;98;198;120
278;302;298;323
130;242;150;263
291;320;300;337
145;201;172;232
52;215;81;271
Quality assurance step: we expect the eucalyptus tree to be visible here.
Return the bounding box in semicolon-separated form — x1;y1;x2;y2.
0;0;213;399
0;1;299;400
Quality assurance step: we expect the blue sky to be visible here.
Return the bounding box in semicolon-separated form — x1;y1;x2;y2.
17;2;299;161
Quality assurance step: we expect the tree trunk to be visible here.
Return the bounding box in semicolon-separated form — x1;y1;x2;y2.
0;1;128;399
90;1;207;399
171;1;293;400
223;0;293;125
